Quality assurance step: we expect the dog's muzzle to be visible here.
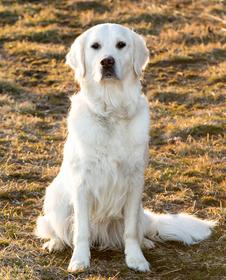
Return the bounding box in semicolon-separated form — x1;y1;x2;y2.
100;56;118;80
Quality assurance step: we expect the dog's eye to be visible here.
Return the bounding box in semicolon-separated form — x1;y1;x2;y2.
91;42;101;49
116;41;126;49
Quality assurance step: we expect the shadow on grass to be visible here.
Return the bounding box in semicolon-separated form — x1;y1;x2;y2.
54;11;81;29
183;33;226;46
0;188;44;201
210;7;226;17
39;50;66;61
83;12;181;35
208;74;226;85
192;48;226;63
14;0;45;3
0;79;43;107
152;91;225;106
120;13;180;35
153;91;187;105
12;48;67;62
20;29;77;45
0;79;25;97
149;55;207;69
151;123;224;145
0;29;78;45
0;79;69;117
149;48;226;70
174;124;224;140
1;171;47;183
67;1;110;13
0;10;20;26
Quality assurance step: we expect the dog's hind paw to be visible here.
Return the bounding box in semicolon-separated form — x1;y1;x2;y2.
142;238;155;249
42;238;64;253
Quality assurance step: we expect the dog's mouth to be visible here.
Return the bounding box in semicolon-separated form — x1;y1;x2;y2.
101;66;118;80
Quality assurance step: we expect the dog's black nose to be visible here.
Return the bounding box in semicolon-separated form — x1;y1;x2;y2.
100;56;115;67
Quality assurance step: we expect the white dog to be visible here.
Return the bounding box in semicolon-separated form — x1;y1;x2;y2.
35;23;216;273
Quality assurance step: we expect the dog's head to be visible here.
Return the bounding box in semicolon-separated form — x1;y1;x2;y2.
66;23;149;84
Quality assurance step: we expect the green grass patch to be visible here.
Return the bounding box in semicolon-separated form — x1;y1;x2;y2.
178;124;224;139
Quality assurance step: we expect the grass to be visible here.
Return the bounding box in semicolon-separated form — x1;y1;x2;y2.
0;0;225;279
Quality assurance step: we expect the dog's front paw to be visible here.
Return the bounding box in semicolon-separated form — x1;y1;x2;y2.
68;242;90;272
125;239;150;272
68;257;90;273
126;255;150;272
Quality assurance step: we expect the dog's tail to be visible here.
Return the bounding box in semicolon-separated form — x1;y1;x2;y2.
142;209;217;245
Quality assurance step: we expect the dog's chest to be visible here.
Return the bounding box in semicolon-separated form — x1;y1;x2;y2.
95;115;136;157
85;116;142;221
67;102;148;221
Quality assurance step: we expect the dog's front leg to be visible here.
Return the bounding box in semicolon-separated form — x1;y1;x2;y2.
68;182;90;272
124;174;150;272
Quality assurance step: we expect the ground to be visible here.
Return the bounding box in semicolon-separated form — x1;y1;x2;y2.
0;0;225;279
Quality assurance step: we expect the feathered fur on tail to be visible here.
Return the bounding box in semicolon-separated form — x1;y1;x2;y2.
142;210;217;245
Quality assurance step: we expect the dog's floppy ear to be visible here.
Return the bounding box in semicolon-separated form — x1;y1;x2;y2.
66;32;86;81
132;31;149;77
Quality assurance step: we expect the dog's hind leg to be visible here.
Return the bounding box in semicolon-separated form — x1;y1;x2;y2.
36;215;65;252
35;174;72;251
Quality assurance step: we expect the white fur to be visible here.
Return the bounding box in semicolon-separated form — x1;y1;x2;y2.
35;23;216;272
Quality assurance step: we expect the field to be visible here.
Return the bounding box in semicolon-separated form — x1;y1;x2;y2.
0;0;225;279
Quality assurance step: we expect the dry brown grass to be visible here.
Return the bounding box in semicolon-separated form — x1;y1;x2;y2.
0;0;225;279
